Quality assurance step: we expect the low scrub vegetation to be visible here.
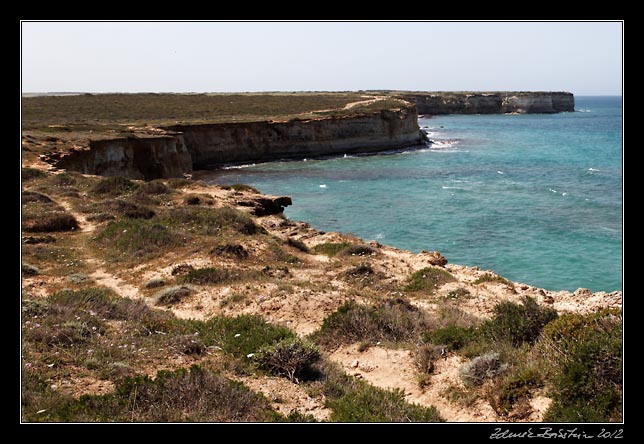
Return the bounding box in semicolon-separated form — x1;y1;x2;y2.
91;176;139;196
314;298;430;347
473;272;515;288
254;337;320;382
479;296;558;346
311;242;353;257
540;310;622;422
153;286;192;306
317;360;444;422
163;206;260;236
460;352;507;387
405;267;456;293
177;267;254;286
93;218;184;261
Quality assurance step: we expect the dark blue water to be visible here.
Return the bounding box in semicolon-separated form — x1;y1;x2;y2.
205;96;622;292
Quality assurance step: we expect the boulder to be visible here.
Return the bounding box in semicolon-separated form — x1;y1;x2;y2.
237;196;292;216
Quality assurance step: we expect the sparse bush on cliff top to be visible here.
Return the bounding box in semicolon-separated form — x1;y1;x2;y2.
185;314;295;360
405;267;456;293
22;167;46;180
91;176;139;196
314;298;430;347
540;309;622;422
254;337;320;382
473;272;515;289
480;296;558;346
28;366;281;422
424;324;477;351
317;360;444;422
164;206;260;236
312;242;353;257
230;183;260;193
93;218;184;261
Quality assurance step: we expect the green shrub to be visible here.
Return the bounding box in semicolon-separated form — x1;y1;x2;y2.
424;325;477;350
91;176;139;196
312;242;353;257
473;273;515;288
480;296;558;346
328;385;443;422
93;218;184;261
23;212;79;232
177;267;243;285
186;314;295;360
541;310;622;422
314;299;430;347
33;366;279;422
22;191;54;204
22;167;47;180
405;267;456;293
164;206;259;236
230;183;260;193
445;287;472;300
459;352;507;387
153;286;192;306
254;337;320;382
320;361;444;422
488;366;543;416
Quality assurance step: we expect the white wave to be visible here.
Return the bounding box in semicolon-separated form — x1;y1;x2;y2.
549;188;557;193
373;232;385;240
319;184;327;188
441;186;453;189
497;171;504;175
562;192;568;196
577;109;592;113
431;140;458;149
221;163;257;170
588;168;600;172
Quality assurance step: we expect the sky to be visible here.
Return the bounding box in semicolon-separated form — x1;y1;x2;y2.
21;21;622;95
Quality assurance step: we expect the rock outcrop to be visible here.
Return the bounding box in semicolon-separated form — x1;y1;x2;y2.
402;92;574;115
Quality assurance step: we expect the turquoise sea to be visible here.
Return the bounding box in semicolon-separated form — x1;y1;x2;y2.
205;96;623;293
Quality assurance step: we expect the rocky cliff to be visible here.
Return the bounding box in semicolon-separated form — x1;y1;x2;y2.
48;135;193;181
46;107;423;179
401;92;574;115
166;108;421;169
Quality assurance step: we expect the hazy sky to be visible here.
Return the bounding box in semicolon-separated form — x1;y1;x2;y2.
21;21;622;95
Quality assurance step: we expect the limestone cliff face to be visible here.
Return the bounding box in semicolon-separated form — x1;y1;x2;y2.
166;108;421;169
403;92;574;115
51;136;193;180
49;107;422;179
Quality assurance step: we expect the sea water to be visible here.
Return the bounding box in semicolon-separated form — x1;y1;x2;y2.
205;96;623;293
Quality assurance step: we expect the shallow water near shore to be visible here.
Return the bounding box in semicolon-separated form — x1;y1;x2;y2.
205;96;622;293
